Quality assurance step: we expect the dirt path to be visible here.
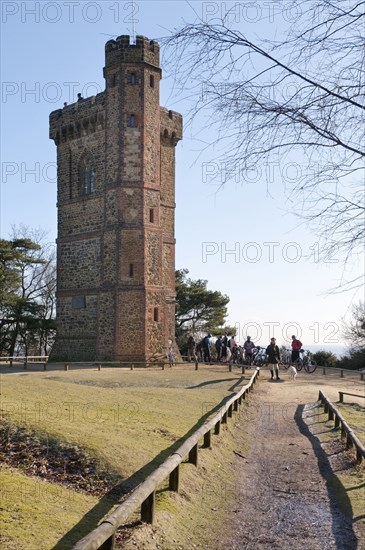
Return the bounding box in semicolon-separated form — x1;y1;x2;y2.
219;371;363;550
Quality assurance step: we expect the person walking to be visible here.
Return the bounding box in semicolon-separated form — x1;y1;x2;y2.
266;337;281;380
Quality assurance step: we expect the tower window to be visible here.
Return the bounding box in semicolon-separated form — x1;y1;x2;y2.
130;73;136;85
129;114;136;127
149;208;154;223
81;156;96;195
150;75;154;88
154;307;159;322
129;263;134;278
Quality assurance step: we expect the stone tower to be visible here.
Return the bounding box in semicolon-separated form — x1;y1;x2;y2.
49;36;182;362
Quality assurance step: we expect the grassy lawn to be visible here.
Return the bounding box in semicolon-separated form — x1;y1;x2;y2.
0;366;247;549
0;465;101;550
337;402;365;446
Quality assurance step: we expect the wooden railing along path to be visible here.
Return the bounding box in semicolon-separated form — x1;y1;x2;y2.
318;390;365;463
0;355;48;367
71;368;260;550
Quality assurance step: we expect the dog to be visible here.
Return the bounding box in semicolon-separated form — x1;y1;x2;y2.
288;365;297;380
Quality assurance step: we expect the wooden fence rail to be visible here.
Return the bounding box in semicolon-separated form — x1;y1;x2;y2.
72;368;260;550
0;355;48;368
318;390;365;464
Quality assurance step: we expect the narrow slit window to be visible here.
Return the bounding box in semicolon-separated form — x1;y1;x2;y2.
154;307;159;322
129;114;136;127
129;263;134;278
149;208;154;223
130;73;136;85
150;75;154;88
81;156;96;195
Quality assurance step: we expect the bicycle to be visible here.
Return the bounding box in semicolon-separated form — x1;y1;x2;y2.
283;348;292;370
252;346;266;367
293;349;317;373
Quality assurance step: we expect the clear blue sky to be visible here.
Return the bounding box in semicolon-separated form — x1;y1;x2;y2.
1;1;363;354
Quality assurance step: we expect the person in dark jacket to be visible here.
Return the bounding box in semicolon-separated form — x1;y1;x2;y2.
202;333;212;364
265;337;281;380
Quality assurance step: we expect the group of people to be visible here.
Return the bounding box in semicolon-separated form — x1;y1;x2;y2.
187;333;257;365
187;333;303;380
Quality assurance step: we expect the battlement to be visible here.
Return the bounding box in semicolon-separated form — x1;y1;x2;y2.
105;35;160;70
160;108;183;143
49;92;106;144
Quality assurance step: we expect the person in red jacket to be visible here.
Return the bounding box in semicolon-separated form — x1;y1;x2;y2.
291;335;303;364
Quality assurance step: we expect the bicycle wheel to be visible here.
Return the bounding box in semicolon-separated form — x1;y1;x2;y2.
304;359;317;373
295;358;303;371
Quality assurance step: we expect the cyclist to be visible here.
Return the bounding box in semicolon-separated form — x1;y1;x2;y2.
243;336;256;365
291;335;303;364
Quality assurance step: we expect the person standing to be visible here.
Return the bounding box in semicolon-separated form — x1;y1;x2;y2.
215;336;222;362
187;335;197;363
291;335;303;364
266;337;281;380
243;336;256;365
202;333;212;364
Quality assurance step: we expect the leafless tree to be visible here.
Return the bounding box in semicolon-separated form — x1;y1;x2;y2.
163;0;365;289
342;300;365;350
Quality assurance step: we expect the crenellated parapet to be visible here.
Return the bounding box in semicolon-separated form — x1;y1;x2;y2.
104;35;160;72
50;93;106;144
160;107;183;144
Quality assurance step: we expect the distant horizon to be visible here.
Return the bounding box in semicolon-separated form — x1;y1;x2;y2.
304;343;349;358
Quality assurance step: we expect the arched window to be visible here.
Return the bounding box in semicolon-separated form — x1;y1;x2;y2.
81;155;96;195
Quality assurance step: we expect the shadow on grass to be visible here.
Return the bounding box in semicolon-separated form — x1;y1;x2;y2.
187;376;245;391
52;389;245;549
295;404;358;549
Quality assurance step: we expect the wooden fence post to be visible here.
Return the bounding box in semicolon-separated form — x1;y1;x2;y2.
195;360;199;370
204;429;211;448
141;491;155;524
169;466;180;492
222;411;228;424
228;405;233;418
99;534;116;549
24;357;28;370
233;400;238;412
340;369;344;378
64;364;69;371
328;407;334;421
214;421;221;435
323;367;326;375
98;364;101;371
241;365;245;374
188;443;198;466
